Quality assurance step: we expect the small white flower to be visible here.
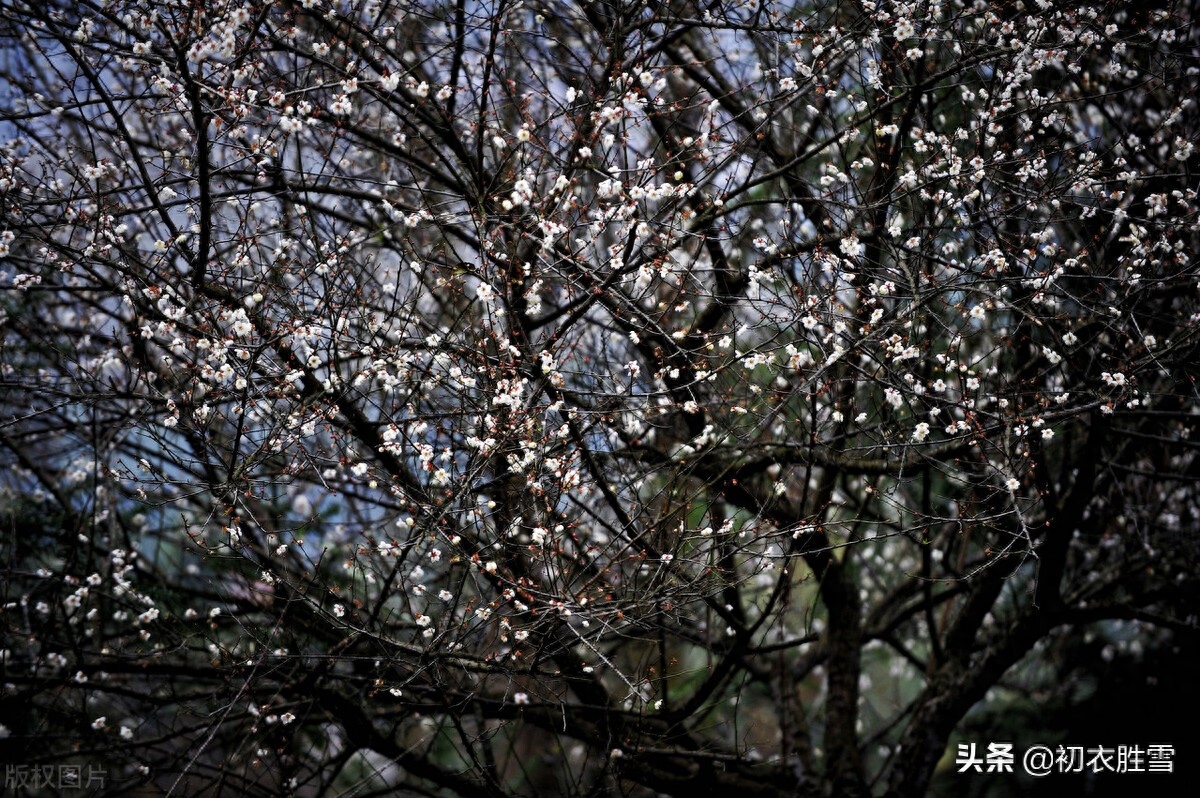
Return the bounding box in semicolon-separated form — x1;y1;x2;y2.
229;309;253;337
1005;477;1020;491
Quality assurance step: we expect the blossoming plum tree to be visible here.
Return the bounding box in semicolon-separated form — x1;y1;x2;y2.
1;0;1197;795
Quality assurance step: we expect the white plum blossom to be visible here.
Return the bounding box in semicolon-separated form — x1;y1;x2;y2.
229;309;253;337
328;94;352;116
